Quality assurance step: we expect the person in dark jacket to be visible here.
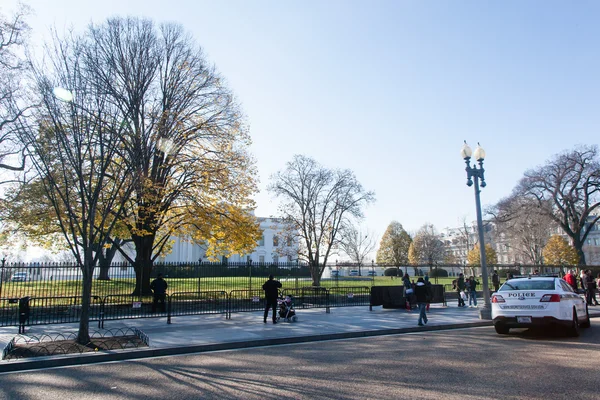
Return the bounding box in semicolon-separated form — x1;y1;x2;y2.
424;273;432;311
468;276;479;308
583;270;598;306
492;271;500;292
150;273;168;313
262;275;282;324
456;273;466;307
414;277;429;326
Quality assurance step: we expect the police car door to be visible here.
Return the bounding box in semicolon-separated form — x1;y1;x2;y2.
559;280;586;320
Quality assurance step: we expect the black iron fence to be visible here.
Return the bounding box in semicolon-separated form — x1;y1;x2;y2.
2;260;596;330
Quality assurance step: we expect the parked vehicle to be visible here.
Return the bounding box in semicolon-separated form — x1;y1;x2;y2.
367;270;377;276
331;270;340;277
11;272;31;282
491;276;590;336
349;270;359;276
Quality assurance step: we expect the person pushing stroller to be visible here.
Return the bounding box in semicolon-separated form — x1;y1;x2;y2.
262;275;282;324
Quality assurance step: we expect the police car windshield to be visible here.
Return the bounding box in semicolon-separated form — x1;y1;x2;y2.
499;280;555;291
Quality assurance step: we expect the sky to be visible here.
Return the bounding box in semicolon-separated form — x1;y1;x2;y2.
3;0;600;257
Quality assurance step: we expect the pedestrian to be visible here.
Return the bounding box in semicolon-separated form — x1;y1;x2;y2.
262;274;282;324
584;270;598;306
150;273;168;313
424;273;432;311
456;273;466;307
564;270;577;292
468;276;478;308
414;277;429;326
402;273;413;311
580;269;586;292
492;270;500;292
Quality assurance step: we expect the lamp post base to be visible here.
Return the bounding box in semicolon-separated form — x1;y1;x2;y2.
478;305;492;320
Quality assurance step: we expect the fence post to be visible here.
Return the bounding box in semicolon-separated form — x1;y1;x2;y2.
167;294;172;324
325;288;330;314
0;257;5;299
99;296;106;329
226;291;231;320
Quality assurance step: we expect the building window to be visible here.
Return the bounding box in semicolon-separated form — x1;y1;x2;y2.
273;235;279;246
259;235;265;246
259;255;265;263
288;255;293;262
286;237;292;247
246;255;252;263
273;255;279;264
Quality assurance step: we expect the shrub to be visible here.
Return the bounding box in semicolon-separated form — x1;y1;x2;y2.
384;268;402;277
430;268;448;278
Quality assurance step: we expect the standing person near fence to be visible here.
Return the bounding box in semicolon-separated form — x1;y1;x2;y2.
402;273;412;311
150;273;168;313
262;274;282;324
456;273;466;307
492;271;500;292
414;277;429;326
468;276;478;308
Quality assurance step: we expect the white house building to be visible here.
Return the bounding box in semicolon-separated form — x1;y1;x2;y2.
160;217;298;264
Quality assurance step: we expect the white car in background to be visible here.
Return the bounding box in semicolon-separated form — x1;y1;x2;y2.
11;272;31;282
491;276;590;336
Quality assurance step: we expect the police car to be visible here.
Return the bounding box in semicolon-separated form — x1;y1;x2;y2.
491;275;590;336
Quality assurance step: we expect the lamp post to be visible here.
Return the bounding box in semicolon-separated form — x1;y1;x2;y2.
461;141;491;320
371;260;375;284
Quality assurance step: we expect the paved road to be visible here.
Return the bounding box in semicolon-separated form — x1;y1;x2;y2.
0;319;598;400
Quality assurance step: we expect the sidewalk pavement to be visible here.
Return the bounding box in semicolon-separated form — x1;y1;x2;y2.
1;302;598;373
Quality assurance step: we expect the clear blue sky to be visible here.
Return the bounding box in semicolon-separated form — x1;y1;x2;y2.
5;0;600;254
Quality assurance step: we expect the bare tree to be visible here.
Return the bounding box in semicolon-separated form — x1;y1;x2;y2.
14;30;136;343
515;145;600;265
0;3;32;176
79;17;259;294
488;195;554;265
269;155;375;286
339;223;376;276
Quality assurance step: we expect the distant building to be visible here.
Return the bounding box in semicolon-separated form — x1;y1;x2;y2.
159;217;299;263
440;214;600;267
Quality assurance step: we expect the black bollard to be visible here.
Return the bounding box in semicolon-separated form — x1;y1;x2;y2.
18;296;30;334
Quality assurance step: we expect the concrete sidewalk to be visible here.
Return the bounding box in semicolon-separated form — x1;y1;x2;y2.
1;303;597;373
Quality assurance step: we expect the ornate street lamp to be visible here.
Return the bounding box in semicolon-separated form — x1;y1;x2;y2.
461;141;492;320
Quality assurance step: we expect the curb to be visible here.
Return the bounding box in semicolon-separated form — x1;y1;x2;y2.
0;320;492;373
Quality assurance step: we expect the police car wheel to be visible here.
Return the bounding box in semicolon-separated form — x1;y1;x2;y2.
494;324;509;335
566;310;580;337
580;306;591;329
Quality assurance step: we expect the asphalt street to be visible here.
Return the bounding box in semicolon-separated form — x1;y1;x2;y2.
0;318;598;400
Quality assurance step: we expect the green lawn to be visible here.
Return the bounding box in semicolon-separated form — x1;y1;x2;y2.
1;275;501;300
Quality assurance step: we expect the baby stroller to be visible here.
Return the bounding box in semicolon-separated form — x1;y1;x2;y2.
277;295;298;322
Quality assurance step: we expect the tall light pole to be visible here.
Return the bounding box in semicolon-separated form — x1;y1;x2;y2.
461;141;491;320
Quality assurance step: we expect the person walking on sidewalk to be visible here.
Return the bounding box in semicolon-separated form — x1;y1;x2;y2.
414;277;429;326
262;274;282;324
150;273;168;313
402;273;413;311
456;273;466;307
424;273;432;311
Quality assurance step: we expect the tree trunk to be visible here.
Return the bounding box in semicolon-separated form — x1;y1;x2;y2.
574;237;586;265
132;235;155;295
76;256;94;344
97;243;119;280
310;260;321;286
